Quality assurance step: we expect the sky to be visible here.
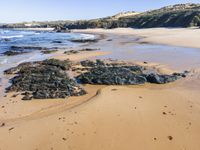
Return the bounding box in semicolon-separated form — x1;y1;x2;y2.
0;0;199;23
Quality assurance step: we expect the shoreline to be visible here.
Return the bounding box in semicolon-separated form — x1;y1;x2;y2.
1;28;200;150
0;27;55;31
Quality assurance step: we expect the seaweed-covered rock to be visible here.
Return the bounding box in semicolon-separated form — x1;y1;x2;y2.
79;48;100;51
41;59;71;70
3;50;27;56
69;39;98;43
64;48;100;55
5;59;86;100
10;46;48;51
64;50;79;55
77;67;147;85
41;50;58;54
76;60;186;85
4;62;34;74
80;59;106;67
145;73;180;84
4;59;71;74
2;46;50;56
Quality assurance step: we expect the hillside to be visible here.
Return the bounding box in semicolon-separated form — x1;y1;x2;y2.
64;3;200;29
120;3;200;28
1;3;200;29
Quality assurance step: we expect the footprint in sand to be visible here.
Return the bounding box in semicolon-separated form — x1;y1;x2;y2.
9;127;14;131
82;133;86;136
62;138;67;141
186;122;192;129
167;136;173;141
58;117;66;122
0;123;5;127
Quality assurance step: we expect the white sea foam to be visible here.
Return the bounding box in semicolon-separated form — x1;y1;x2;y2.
80;34;95;39
0;58;8;65
0;35;24;39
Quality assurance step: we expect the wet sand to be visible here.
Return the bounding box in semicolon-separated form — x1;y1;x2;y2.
1;28;200;150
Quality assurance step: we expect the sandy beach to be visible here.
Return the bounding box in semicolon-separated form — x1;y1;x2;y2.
1;28;200;150
74;28;200;49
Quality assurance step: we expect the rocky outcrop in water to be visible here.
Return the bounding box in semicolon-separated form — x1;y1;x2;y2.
5;59;86;100
2;46;62;56
3;50;28;56
69;39;98;43
10;46;49;51
2;46;49;56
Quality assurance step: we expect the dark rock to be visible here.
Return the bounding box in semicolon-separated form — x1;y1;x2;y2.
4;62;34;74
10;46;48;51
21;94;32;100
79;48;100;51
64;48;100;55
64;50;79;55
69;39;98;43
6;59;86;100
145;73;180;84
80;59;106;67
77;60;184;85
41;59;71;70
52;40;62;43
77;66;147;85
3;50;27;56
3;39;11;42
53;26;71;33
41;50;58;54
2;46;51;56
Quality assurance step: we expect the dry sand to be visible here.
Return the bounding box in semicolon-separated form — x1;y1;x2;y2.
1;28;200;150
74;27;200;48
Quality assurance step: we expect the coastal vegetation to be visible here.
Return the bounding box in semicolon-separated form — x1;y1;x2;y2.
1;3;200;29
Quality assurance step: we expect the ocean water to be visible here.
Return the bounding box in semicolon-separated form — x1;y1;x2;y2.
0;29;95;64
0;29;95;53
0;29;95;85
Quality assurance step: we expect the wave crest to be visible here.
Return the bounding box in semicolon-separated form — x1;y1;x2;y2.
0;35;24;39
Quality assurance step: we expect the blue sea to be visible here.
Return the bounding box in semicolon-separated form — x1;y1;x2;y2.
0;29;95;77
0;29;94;54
